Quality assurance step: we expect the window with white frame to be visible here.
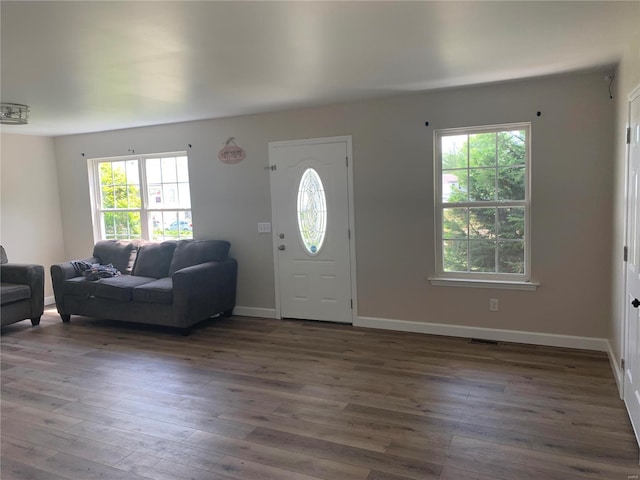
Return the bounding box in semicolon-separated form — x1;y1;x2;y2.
434;123;530;281
90;152;193;242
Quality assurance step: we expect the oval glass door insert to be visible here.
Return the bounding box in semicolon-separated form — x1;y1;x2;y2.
297;168;327;255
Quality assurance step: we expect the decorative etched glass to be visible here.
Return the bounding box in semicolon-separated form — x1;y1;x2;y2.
297;168;327;255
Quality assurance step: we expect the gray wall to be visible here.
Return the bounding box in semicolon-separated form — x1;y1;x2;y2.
1;134;66;298
53;71;616;340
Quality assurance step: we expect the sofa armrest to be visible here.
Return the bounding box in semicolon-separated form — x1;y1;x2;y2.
172;258;238;325
0;263;45;318
172;260;227;292
1;263;44;286
173;258;237;297
50;257;98;314
51;257;98;282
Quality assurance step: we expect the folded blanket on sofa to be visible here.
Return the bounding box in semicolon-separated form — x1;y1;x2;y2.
71;261;121;281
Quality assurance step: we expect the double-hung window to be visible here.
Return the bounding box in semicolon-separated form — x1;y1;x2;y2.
90;152;193;242
434;123;531;285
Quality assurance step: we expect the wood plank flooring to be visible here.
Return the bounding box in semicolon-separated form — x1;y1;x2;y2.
1;307;638;480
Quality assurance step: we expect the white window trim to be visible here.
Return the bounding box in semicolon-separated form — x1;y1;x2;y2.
88;151;190;243
428;277;539;291
431;122;535;289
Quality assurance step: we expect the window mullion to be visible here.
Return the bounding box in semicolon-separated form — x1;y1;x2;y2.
466;140;471;272
493;130;499;274
139;157;149;240
466;206;471;273
495;133;499;203
494;206;499;274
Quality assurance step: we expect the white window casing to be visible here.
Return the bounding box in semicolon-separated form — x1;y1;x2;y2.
88;152;193;243
430;123;538;290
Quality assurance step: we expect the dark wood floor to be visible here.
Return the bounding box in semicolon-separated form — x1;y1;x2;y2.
1;307;638;480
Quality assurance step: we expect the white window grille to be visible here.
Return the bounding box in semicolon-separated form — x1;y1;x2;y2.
89;152;193;242
434;123;531;281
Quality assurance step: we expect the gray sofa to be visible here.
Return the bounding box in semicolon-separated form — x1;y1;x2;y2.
51;239;237;334
0;246;45;328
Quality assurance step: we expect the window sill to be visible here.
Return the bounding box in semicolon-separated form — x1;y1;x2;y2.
428;277;539;291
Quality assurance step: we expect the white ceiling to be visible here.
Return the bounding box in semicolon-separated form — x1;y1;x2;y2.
1;1;637;137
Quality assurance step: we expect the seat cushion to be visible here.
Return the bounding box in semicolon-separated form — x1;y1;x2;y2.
132;241;177;279
132;277;173;304
63;276;96;296
168;240;230;275
93;240;138;274
91;276;156;302
0;283;30;305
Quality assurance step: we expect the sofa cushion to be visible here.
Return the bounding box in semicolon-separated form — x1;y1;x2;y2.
0;283;30;305
93;240;138;274
0;246;7;264
132;241;177;279
63;276;96;296
92;276;156;302
132;277;173;304
168;240;230;276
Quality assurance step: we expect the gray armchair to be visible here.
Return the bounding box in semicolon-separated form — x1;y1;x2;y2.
0;246;45;327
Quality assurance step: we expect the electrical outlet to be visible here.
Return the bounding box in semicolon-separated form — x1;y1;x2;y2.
489;298;499;312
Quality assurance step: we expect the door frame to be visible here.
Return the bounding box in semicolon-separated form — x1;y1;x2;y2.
268;135;358;323
623;83;640;398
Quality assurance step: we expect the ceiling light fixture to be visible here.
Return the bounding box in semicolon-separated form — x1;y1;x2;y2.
0;103;30;125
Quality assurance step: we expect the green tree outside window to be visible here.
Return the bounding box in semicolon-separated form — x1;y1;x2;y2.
99;161;142;239
439;127;528;276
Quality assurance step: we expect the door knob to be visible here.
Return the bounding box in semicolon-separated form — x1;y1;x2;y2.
633;298;640;308
278;245;285;251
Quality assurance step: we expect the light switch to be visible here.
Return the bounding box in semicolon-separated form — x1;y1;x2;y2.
258;222;271;233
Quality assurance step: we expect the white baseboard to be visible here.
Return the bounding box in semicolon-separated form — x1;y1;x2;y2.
45;296;55;306
355;316;609;352
607;340;624;399
232;306;278;319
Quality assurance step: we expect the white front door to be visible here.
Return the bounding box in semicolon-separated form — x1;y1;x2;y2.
269;137;354;323
624;86;640;449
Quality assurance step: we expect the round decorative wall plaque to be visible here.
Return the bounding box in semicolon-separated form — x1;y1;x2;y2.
218;137;246;164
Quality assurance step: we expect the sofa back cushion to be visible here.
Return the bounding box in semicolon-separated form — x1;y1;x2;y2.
0;246;7;264
168;240;230;276
93;240;138;274
132;241;177;279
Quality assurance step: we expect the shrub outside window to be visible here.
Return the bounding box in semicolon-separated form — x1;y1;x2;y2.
90;152;193;242
434;123;531;281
